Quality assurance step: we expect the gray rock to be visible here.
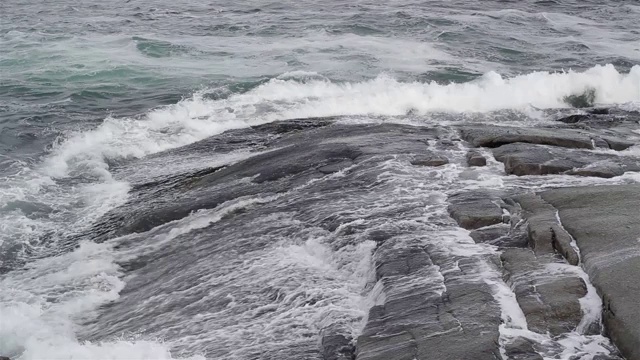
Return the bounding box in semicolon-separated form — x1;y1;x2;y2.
466;150;487;166
447;191;506;230
492;143;640;178
511;193;580;265
321;325;355;360
460;125;598;149
318;160;353;174
410;153;449;167
503;337;543;360
356;237;502;360
468;224;510;244
501;249;586;335
541;185;640;360
90;122;440;239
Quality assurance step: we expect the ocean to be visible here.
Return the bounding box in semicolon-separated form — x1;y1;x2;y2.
1;0;639;359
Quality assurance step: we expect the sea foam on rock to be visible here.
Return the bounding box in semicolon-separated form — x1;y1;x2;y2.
81;111;640;360
541;185;640;360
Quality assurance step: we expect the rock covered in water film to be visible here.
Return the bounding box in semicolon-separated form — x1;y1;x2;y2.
465;150;487;167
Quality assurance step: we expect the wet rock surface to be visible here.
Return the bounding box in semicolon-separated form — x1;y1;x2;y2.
460;125;600;149
357;236;502;360
466;149;487;166
410;153;449;167
493;143;640;178
447;190;507;230
541;185;640;360
84;113;640;360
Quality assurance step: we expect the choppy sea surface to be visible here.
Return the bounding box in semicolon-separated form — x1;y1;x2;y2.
1;0;639;359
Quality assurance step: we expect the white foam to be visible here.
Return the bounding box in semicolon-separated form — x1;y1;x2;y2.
0;241;202;360
35;64;640;181
2;63;638;359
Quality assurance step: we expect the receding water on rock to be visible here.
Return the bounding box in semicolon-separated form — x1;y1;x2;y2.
1;1;640;359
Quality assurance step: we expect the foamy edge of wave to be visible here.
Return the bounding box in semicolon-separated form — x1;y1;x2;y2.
41;64;640;180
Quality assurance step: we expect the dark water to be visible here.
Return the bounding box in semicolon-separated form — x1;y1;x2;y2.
1;0;639;359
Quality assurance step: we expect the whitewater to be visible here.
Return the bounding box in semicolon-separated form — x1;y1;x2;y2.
2;1;640;359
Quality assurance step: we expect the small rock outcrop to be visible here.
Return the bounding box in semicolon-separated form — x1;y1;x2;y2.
460;125;601;149
410;153;449;167
447;191;507;230
492;143;640;178
466;150;487;166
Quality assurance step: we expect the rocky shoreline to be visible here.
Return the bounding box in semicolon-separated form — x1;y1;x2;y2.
73;109;640;359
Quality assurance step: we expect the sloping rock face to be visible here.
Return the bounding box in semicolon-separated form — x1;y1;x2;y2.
91;121;439;240
86;120;457;359
541;185;640;360
83;111;640;360
87;119;512;359
356;235;502;360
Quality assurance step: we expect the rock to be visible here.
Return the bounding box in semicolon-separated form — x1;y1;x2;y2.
357;237;502;360
503;337;543;360
492;143;640;178
500;249;586;335
600;137;636;151
540;185;640;360
410;153;449;167
321;325;355;360
466;150;487;166
0;357;10;360
511;193;580;265
468;224;509;244
318;160;353;174
90;122;441;239
557;114;591;124
460;125;598;149
592;355;624;360
589;108;610;115
447;191;506;230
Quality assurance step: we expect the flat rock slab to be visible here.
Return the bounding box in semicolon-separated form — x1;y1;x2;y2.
447;190;507;230
492;143;640;178
541;185;640;360
460;125;602;150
